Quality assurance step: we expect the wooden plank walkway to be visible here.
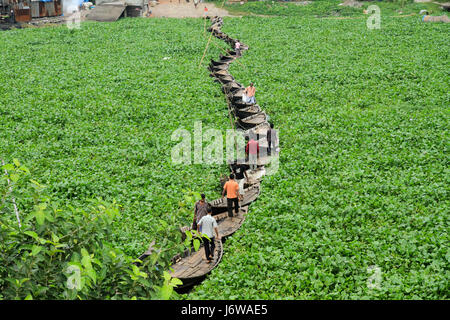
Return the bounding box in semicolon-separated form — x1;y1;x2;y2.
209;184;260;214
170;238;223;281
170;206;248;285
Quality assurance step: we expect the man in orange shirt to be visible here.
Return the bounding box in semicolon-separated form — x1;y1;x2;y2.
244;83;256;104
222;173;242;218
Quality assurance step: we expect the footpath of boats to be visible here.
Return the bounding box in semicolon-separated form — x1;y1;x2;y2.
138;16;279;291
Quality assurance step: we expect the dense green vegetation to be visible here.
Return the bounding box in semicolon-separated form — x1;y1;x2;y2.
0;18;228;299
0;161;183;299
218;0;449;17
188;14;449;299
1;1;449;299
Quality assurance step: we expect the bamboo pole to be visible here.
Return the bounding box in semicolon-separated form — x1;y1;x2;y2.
204;15;207;36
1;159;21;228
198;32;213;69
223;90;235;129
207;37;247;70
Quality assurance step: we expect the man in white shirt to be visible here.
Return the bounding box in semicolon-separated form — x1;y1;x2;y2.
197;207;221;263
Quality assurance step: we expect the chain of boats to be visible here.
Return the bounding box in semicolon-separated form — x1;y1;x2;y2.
138;16;277;290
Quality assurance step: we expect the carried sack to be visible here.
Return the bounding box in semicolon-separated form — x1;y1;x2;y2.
242;94;248;103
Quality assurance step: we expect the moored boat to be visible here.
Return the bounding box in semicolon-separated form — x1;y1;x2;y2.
237;112;267;129
209;184;260;215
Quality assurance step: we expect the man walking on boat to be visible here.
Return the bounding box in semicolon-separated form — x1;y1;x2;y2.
244;83;256;104
193;193;209;232
197;207;221;263
222;173;242;218
267;123;277;156
235;40;241;57
246;132;260;171
231;160;249;195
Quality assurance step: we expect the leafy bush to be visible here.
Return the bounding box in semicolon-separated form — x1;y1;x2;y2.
0;160;180;299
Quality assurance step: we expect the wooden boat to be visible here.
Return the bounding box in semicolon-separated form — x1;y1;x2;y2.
227;87;245;97
210;59;229;67
237;112;267;129
212;29;224;36
210;23;223;29
230;100;255;109
212;69;231;77
222;82;244;94
209;184;260;215
227;92;246;103
234;104;261;119
245;167;266;186
219;55;235;63
244;121;270;137
170;238;223;289
210;22;223;29
215;206;248;238
249;155;273;166
217;75;235;84
226;165;266;188
170;207;248;289
231;155;273;168
208;64;229;74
